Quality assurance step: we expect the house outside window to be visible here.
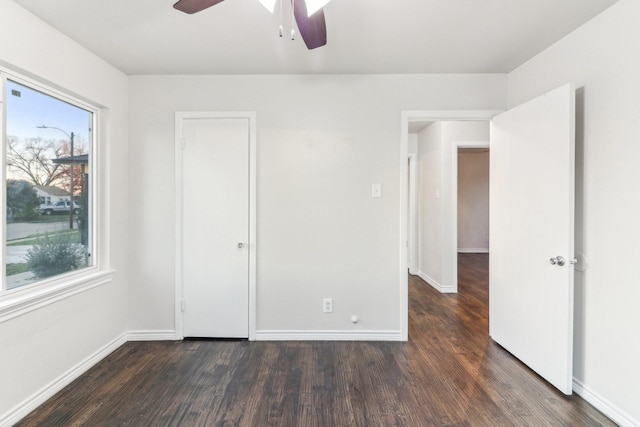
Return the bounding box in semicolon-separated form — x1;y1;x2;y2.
3;75;96;292
35;185;72;207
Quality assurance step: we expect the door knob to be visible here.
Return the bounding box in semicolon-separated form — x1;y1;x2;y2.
237;242;247;249
549;256;566;266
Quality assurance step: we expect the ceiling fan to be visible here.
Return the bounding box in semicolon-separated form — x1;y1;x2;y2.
173;0;329;50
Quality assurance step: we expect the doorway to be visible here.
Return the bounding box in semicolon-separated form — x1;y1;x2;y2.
399;111;499;340
404;119;490;294
401;85;577;395
452;141;490;289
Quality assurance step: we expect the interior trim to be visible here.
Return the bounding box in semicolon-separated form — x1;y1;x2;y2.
0;270;115;324
255;330;404;341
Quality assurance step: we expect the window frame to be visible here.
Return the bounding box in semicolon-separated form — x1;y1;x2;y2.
0;69;113;323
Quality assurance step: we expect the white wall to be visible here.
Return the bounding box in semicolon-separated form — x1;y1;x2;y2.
458;151;489;252
0;0;129;423
407;136;418;272
508;0;639;424
416;123;443;287
128;74;506;336
408;133;418;154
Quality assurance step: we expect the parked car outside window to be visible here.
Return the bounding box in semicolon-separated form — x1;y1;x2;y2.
39;200;81;215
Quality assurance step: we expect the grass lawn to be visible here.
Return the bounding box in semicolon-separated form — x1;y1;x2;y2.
27;215;76;224
7;230;81;246
6;263;30;276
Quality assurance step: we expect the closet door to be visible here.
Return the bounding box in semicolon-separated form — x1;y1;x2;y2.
180;116;249;338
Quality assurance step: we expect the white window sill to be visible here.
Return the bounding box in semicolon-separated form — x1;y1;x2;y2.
0;269;115;323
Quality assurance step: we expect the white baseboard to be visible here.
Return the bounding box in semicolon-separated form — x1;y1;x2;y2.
1;333;126;427
255;330;403;341
127;330;178;341
417;271;456;294
458;248;489;253
573;378;639;427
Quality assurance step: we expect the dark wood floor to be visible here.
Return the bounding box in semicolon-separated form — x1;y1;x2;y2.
17;254;614;426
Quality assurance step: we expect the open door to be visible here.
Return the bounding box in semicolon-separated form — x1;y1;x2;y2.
489;84;575;394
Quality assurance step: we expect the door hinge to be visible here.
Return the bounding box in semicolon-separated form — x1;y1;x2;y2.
181;299;186;312
180;137;186;150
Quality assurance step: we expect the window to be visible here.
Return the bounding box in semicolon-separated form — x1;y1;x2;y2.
3;75;96;292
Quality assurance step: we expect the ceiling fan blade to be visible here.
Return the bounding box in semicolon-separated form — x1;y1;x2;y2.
173;0;226;14
293;0;327;50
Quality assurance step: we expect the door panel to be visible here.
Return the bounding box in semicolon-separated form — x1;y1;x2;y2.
182;117;249;338
490;84;575;394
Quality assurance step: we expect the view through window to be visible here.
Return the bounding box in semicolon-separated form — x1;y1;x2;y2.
4;79;94;290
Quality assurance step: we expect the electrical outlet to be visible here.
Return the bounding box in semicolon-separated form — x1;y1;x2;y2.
323;298;333;313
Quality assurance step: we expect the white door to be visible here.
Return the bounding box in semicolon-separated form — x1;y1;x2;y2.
181;117;250;338
489;84;575;394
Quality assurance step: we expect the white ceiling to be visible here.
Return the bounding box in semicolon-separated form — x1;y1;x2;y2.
13;0;618;75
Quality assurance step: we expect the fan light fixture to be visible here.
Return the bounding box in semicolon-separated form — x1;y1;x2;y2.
258;0;331;16
258;0;276;13
304;0;331;16
174;0;328;49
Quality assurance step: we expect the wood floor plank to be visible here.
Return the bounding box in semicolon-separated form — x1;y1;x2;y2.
16;254;616;426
